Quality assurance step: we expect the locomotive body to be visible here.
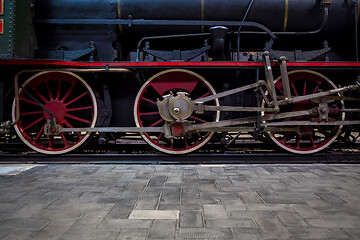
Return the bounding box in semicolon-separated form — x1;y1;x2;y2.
33;0;357;60
1;0;360;155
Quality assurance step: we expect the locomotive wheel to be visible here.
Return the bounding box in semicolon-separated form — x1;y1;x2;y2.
12;71;97;154
134;69;220;154
263;70;344;154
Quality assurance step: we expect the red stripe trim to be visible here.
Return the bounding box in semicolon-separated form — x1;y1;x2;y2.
0;19;3;35
0;0;3;16
1;60;360;68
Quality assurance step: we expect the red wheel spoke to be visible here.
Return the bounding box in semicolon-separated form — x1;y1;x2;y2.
296;135;301;149
303;80;307;96
63;119;82;138
149;118;164;127
34;123;46;143
184;137;189;148
32;88;49;103
46;82;54;100
310;135;316;147
156;133;164;145
195;92;210;100
170;139;174;149
49;136;54;149
20;97;42;107
63;119;73;128
21;111;43;116
196;132;203;138
66;106;93;112
291;82;299;96
275;85;285;95
139;112;159;117
317;126;329;137
190;116;208;123
56;80;62;100
23;117;45;131
281;132;290;143
312;84;320;94
141;97;157;105
62;83;76;102
65;113;91;125
65;92;88;107
60;133;69;147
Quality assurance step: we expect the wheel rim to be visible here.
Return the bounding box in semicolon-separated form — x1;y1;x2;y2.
12;71;97;154
264;70;344;154
134;69;219;154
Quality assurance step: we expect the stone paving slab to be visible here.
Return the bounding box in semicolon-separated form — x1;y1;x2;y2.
0;164;359;239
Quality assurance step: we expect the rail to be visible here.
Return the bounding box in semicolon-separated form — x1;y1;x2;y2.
0;152;359;164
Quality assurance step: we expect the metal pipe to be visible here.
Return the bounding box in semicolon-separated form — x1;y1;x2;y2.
263;52;279;110
202;105;277;113
186;108;316;131
277;85;358;106
35;2;331;37
280;56;292;101
36;8;327;36
59;126;164;133
194;80;266;103
273;7;329;35
237;0;256;60
339;109;360;112
261;120;360;126
135;21;276;61
237;7;329;36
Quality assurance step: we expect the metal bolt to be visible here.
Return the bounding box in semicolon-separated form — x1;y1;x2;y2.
173;108;180;115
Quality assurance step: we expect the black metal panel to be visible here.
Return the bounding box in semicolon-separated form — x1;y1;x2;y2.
34;0;118;61
14;0;35;59
0;79;3;122
0;0;14;59
35;0;117;19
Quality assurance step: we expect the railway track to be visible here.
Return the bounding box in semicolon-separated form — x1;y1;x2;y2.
1;139;359;164
0;151;359;164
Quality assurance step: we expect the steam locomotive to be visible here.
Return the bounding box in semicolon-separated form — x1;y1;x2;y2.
1;0;360;155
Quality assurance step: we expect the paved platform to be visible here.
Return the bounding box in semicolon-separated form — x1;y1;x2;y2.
0;164;359;240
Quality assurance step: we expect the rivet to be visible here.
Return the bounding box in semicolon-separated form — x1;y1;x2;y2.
173;108;180;115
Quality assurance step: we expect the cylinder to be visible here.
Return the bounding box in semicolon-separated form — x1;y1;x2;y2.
35;0;357;36
34;0;359;58
118;0;355;35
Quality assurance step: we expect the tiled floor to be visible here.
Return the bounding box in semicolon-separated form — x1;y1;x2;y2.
0;164;359;239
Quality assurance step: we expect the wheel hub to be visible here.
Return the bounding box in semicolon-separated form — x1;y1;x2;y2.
157;92;194;122
44;100;66;122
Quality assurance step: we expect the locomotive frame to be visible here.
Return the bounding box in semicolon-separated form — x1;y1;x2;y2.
1;0;360;155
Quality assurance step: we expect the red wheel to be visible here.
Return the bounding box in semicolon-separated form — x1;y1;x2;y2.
12;71;97;154
264;70;344;154
134;69;219;154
